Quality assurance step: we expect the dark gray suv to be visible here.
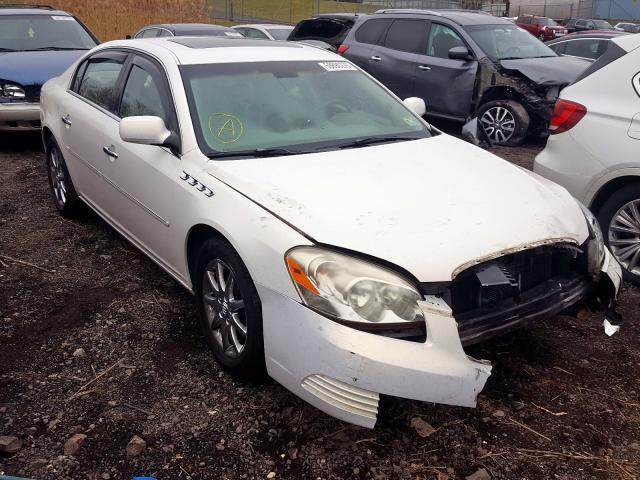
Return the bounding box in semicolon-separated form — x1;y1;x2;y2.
341;9;590;145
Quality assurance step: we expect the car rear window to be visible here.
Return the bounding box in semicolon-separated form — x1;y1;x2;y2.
289;18;354;47
573;40;626;83
354;18;392;45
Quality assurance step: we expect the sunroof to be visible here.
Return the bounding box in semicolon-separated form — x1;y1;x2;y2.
168;37;302;49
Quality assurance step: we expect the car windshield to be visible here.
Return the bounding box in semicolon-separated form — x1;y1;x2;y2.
538;18;559;26
181;61;429;157
594;20;613;29
0;14;97;51
465;24;557;60
266;28;293;40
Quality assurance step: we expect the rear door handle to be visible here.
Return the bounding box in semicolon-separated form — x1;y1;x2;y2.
370;55;382;62
61;114;72;126
102;145;118;159
418;65;431;71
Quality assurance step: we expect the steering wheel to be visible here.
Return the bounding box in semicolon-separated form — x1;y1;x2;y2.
325;101;352;119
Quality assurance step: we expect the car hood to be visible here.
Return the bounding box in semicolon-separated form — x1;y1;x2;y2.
0;50;85;86
499;55;590;85
206;134;589;282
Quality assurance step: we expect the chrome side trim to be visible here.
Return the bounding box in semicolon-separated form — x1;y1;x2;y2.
65;145;170;227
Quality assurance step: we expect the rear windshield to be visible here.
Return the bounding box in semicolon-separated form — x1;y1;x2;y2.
0;14;97;51
289;18;354;47
266;27;293;40
573;40;626;83
593;19;613;29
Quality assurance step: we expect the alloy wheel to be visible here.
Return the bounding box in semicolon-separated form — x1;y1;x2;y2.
608;199;640;275
49;148;67;207
202;259;247;358
480;106;516;143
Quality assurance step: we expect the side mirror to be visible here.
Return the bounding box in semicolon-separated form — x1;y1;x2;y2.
448;46;473;61
403;97;426;116
120;116;178;150
125;34;132;39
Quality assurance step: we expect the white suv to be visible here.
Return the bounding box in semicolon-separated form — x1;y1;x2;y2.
535;34;640;285
41;37;621;427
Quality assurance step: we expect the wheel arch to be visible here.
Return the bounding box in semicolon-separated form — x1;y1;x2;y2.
41;126;54;153
589;175;640;214
185;223;233;290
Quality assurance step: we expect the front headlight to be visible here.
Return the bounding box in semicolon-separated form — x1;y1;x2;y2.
578;202;605;273
1;83;26;99
286;247;425;329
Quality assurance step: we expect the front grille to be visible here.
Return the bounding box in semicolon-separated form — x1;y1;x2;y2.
450;243;586;316
442;242;590;346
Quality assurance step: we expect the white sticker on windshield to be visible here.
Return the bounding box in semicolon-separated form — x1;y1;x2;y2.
51;16;75;20
318;61;357;72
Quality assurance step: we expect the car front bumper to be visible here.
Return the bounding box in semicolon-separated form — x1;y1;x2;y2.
259;248;621;428
0;102;41;131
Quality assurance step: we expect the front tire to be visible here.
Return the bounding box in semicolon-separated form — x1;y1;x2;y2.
478;100;530;146
46;137;83;217
194;237;265;378
597;184;640;285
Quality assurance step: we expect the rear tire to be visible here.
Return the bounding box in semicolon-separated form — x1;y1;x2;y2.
46;137;83;217
597;184;640;286
194;237;266;379
478;100;530;147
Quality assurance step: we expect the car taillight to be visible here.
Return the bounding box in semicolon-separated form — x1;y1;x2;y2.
549;99;587;134
337;44;349;55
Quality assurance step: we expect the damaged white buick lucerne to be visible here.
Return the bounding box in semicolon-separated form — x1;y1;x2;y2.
40;36;622;428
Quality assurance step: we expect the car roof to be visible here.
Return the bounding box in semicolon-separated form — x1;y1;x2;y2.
309;13;360;21
612;32;640;51
233;23;293;29
0;5;71;16
101;37;340;65
148;23;234;33
373;9;513;26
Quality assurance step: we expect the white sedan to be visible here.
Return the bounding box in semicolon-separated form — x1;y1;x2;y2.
231;23;293;40
41;36;621;428
535;34;640;285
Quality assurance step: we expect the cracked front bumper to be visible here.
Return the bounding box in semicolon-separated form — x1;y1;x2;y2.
259;285;491;428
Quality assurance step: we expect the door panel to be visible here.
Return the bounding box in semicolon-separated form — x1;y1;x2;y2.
99;55;188;274
414;23;477;119
365;19;429;100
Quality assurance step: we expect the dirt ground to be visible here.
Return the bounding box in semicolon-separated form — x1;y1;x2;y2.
1;132;639;480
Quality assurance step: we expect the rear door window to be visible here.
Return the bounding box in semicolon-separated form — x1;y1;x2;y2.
74;52;127;112
383;19;428;54
354;18;392;45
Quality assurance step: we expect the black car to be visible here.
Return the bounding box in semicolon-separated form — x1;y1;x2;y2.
287;13;361;50
133;23;244;39
565;18;614;33
341;9;590;145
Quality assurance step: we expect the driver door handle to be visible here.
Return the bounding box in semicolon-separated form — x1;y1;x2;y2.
370;55;382;62
61;114;72;126
102;145;118;159
418;65;431;71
